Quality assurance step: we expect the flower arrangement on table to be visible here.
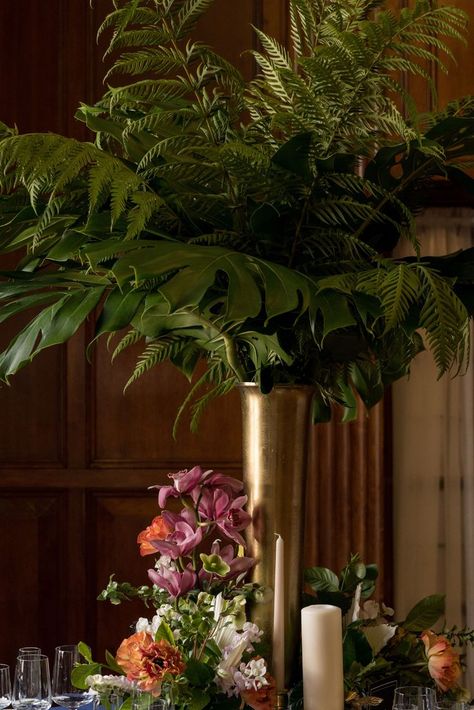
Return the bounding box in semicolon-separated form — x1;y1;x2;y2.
303;556;473;708
72;465;275;710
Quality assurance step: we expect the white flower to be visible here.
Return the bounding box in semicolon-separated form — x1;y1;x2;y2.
136;604;181;636
240;622;263;647
135;617;151;634
363;623;397;654
233;659;268;693
349;582;362;623
360;600;380;620
215;638;249;696
154;555;175;571
86;675;135;693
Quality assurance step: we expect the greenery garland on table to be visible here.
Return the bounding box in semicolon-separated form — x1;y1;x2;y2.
2;0;474;427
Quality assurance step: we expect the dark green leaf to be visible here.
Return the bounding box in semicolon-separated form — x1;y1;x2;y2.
155;620;175;645
403;594;445;632
184;658;214;688
71;662;102;690
304;567;339;592
271;132;313;179
343;627;373;674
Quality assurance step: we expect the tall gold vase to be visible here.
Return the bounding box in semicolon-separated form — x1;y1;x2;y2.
239;383;315;685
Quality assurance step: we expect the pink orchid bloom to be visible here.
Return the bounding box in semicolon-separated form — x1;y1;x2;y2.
196;489;251;546
151;466;244;509
199;541;256;582
205;471;244;493
151;465;208;508
148;566;197;598
149;509;203;559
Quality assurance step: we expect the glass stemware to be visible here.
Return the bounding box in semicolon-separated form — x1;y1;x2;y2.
393;687;437;710
51;646;94;710
12;655;51;710
17;653;40;659
0;665;11;710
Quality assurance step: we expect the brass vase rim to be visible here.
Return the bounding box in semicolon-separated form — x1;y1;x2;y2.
237;382;316;391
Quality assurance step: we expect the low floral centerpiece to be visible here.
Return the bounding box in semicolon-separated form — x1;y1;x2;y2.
73;466;275;710
304;556;473;708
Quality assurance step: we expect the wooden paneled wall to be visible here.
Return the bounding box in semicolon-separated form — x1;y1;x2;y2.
8;0;468;666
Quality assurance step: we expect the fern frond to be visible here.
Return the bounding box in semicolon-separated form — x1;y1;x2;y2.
176;0;215;36
189;375;235;432
110;328;142;361
125;334;186;389
125;191;168;239
417;265;469;374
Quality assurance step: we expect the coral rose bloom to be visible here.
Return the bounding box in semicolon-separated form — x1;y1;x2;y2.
422;630;462;692
137;516;171;556
116;631;185;695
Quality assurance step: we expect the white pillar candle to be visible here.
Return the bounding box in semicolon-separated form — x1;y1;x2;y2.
301;604;344;710
272;533;285;691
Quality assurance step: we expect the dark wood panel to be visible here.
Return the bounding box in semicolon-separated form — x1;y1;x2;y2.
436;0;474;107
196;0;257;77
0;0;64;133
92;348;242;466
0;349;65;466
85;491;161;660
0;491;68;667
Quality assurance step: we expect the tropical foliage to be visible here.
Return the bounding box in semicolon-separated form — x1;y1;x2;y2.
2;0;474;424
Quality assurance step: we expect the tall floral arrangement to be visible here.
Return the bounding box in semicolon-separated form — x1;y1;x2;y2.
73;466;274;710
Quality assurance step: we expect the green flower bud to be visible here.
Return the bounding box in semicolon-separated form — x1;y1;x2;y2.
200;553;231;577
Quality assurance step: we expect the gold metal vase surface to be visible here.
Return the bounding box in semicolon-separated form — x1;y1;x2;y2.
239;383;315;685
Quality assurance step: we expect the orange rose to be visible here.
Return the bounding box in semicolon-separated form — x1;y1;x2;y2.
422;630;462;692
116;631;185;696
137;516;171;556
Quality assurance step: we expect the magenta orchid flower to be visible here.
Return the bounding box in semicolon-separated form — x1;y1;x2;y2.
151;466;244;509
196;488;251;546
151;465;208;508
149;509;203;559
148;566;197;598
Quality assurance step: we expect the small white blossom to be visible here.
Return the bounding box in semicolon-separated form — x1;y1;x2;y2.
154;555;174;571
86;675;135;693
240;622;263;647
135;617;151;634
360;600;380;620
233;658;268;693
135;604;182;636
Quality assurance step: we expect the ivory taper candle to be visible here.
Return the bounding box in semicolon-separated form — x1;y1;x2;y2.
272;533;285;691
301;604;344;710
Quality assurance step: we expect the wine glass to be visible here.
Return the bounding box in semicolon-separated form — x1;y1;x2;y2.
393;687;437;710
0;665;11;710
12;655;51;710
17;653;40;659
52;646;94;710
